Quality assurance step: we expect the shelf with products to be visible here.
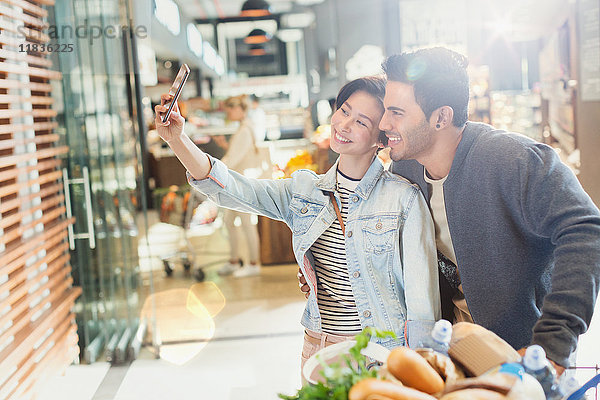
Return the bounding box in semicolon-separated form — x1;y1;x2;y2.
490;90;543;142
537;20;578;172
212;75;310;141
468;65;492;124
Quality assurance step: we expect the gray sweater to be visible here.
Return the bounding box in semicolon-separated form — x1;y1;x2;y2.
391;122;600;366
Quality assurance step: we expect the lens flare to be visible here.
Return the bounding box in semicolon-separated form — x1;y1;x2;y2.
141;283;226;365
406;58;427;81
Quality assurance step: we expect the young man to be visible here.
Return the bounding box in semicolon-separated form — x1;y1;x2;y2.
379;47;600;372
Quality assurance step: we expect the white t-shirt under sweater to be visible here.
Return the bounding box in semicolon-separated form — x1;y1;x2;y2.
310;170;362;335
424;171;474;323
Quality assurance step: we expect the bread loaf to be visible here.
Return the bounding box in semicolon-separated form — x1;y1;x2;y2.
387;347;445;394
349;378;437;400
439;388;506;399
449;323;521;376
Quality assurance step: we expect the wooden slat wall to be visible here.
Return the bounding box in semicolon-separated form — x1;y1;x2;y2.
0;1;81;399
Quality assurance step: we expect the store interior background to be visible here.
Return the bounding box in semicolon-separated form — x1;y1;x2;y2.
1;0;599;399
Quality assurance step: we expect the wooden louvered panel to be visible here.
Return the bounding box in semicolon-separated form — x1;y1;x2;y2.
0;205;66;245
0;234;69;292
0;133;59;151
0;94;55;105
27;0;55;6
0;108;59;119
0;194;64;229
0;146;68;168
0;181;62;213
13;324;78;399
0;222;70;276
0;48;53;67
0;122;58;134
0;4;48;29
0;278;75;372
0;19;49;43
0;245;69;297
0;79;52;92
13;327;78;400
0;287;80;386
0;218;70;267
1;1;80;397
0;62;61;79
0;263;72;339
0;169;63;197
1;319;75;400
0;159;62;183
2;0;48;18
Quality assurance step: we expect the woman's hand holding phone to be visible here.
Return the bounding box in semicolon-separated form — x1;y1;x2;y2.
155;93;185;143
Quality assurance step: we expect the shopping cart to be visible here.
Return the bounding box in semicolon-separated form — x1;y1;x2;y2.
148;187;228;281
568;365;600;399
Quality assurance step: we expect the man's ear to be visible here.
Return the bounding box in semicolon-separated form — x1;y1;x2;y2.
432;106;454;129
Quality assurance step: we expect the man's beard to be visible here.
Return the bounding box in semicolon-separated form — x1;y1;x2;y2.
389;120;433;162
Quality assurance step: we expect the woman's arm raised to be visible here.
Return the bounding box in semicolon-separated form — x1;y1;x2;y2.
154;93;211;180
154;93;296;225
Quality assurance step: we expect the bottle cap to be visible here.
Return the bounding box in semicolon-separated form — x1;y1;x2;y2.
499;362;525;380
523;345;547;371
431;319;452;344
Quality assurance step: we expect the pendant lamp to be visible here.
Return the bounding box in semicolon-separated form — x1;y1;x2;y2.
244;28;271;44
249;44;267;56
241;0;271;17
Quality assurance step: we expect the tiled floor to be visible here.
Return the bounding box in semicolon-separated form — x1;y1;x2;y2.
39;260;307;400
114;263;306;400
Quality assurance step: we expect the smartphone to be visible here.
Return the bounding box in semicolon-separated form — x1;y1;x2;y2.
161;64;190;124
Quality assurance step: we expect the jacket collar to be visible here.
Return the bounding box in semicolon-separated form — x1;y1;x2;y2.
446;121;483;182
315;157;385;200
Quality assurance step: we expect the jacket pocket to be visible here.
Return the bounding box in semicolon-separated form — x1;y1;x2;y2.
362;216;398;254
289;197;323;235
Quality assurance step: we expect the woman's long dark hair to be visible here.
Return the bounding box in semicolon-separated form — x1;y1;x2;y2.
334;76;388;146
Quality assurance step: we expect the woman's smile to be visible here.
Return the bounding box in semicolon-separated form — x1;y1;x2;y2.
333;130;352;144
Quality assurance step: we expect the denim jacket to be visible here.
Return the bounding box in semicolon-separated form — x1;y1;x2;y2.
188;155;440;349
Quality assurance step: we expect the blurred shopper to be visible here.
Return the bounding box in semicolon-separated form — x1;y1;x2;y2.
215;95;262;277
154;77;440;365
248;94;267;143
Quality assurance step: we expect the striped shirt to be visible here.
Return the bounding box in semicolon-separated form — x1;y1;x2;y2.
310;170;362;334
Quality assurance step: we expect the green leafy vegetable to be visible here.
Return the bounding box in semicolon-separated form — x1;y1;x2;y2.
278;327;395;400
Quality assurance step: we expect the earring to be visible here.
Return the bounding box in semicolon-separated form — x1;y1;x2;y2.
436;124;441;129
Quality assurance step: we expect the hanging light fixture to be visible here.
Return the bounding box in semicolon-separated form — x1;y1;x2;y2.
248;44;267;56
244;28;271;44
240;0;271;17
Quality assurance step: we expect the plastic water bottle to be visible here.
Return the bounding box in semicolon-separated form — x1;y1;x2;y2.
548;376;581;400
418;319;452;355
521;345;557;397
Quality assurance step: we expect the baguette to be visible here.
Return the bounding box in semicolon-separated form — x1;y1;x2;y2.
439;388;506;399
349;378;437;400
387;347;445;394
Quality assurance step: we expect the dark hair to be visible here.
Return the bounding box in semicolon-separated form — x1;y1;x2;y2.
335;76;388;146
335;75;386;111
382;47;469;127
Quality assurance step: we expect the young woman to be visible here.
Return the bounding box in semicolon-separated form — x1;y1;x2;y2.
155;77;440;365
215;95;261;278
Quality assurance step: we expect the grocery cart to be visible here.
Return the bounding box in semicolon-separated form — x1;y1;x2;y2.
568;365;600;400
148;187;229;281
